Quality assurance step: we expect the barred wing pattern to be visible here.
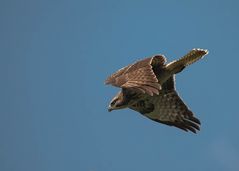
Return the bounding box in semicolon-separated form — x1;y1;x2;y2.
130;79;200;133
105;55;166;96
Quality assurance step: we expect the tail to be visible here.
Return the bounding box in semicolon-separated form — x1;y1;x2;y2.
166;48;208;74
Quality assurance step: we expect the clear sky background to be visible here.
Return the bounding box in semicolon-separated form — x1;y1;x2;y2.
1;0;239;171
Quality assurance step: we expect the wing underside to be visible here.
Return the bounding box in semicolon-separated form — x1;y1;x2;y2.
130;86;200;133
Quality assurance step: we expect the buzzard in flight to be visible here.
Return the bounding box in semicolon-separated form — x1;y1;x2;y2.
105;49;208;133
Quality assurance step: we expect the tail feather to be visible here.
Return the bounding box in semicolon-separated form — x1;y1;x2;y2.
166;48;208;73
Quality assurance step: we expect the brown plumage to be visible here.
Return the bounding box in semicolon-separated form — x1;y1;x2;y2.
105;55;166;96
105;48;208;133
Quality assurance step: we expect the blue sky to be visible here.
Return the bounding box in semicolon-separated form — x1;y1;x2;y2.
1;0;239;171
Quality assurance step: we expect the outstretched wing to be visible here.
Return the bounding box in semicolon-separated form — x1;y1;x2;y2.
130;79;200;133
105;55;166;96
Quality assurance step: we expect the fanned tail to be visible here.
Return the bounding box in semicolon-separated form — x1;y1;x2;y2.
166;48;208;74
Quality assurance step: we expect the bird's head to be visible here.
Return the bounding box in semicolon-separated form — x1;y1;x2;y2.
108;91;129;112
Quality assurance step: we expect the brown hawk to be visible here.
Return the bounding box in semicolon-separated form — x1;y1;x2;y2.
105;48;208;133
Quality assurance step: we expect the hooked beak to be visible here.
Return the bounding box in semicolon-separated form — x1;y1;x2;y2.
108;106;113;112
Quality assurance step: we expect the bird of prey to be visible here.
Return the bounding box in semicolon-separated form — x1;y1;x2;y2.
105;48;208;133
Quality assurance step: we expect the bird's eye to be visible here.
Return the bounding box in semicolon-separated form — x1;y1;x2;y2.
110;99;117;106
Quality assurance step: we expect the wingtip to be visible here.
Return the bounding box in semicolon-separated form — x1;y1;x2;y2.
104;77;111;85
